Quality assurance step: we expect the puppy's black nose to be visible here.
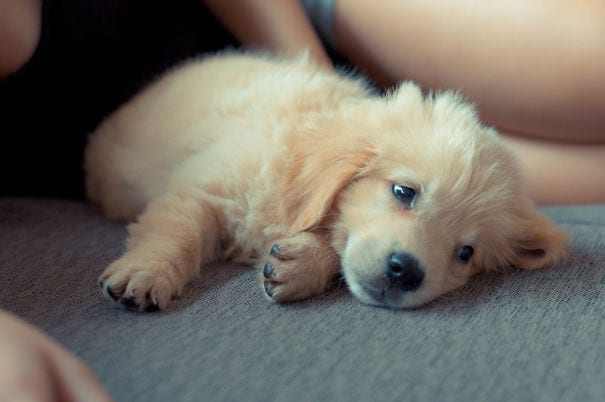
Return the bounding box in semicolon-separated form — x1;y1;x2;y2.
386;252;424;291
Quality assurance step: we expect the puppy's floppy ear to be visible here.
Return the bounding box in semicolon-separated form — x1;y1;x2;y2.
509;200;568;270
280;134;376;234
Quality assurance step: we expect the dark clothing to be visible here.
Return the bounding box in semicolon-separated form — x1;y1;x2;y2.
0;0;236;198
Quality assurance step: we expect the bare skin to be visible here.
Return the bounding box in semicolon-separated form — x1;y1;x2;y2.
3;0;603;204
332;0;605;204
334;0;605;142
202;0;333;68
200;0;605;204
503;134;605;204
0;0;41;79
0;1;601;396
0;310;114;402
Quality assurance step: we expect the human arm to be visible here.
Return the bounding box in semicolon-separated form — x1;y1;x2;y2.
202;0;332;68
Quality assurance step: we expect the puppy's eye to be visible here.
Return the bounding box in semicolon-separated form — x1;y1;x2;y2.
392;184;416;207
456;245;474;263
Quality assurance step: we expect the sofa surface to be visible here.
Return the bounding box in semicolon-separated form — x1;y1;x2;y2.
1;198;604;402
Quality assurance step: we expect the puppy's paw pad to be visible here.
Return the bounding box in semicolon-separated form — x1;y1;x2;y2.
106;285;122;301
144;303;160;312
262;259;321;302
263;278;318;303
263;262;275;279
116;291;160;312
269;243;281;258
264;281;275;298
99;275;126;302
99;259;182;312
261;233;334;303
267;232;319;260
120;295;140;310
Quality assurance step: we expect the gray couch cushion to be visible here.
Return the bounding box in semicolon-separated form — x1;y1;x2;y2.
1;198;604;401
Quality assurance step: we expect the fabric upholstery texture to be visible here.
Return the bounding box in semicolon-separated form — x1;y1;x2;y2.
1;198;604;401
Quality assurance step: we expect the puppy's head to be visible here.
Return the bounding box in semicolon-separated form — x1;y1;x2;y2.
283;82;567;308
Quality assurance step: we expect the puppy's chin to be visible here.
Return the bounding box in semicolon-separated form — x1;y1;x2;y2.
343;270;432;309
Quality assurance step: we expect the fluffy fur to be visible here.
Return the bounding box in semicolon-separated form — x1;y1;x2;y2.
85;51;567;311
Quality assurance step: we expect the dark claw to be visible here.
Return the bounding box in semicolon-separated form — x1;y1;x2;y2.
106;285;120;301
263;262;275;279
145;303;160;312
270;243;280;257
264;281;274;297
120;296;140;310
98;279;105;289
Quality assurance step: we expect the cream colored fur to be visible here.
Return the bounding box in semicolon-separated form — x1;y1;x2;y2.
85;51;567;311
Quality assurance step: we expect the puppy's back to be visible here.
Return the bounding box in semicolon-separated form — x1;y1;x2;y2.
85;52;371;220
85;53;270;219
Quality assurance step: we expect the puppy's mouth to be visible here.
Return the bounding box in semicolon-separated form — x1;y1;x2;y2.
345;272;428;310
353;280;423;309
343;249;428;309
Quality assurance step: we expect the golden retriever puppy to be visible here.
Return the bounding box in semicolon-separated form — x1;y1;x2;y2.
85;51;567;311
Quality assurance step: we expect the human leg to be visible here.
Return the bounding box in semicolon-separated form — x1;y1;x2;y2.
333;0;605;142
502;133;605;205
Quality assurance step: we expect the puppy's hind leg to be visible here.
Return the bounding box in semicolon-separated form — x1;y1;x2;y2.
99;190;221;312
261;232;340;302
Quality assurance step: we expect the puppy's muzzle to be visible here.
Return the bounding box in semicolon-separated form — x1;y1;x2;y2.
386;252;424;291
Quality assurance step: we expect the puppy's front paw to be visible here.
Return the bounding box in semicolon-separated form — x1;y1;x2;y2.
261;233;337;303
99;254;186;312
